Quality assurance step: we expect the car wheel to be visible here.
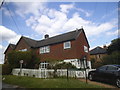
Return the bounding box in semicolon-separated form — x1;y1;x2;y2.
116;78;120;88
88;74;94;81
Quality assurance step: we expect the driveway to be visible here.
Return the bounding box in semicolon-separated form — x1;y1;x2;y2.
79;79;117;88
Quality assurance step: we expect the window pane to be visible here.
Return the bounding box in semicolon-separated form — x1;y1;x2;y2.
40;46;50;54
46;46;50;53
64;41;71;49
84;46;88;53
107;66;118;71
99;66;107;70
19;48;27;52
40;47;43;54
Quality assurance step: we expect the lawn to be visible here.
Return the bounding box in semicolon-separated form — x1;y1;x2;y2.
2;75;106;88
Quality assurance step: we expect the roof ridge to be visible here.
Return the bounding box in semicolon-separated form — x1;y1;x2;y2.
90;46;107;55
15;28;83;48
37;29;82;42
35;29;82;47
9;43;16;46
22;36;37;41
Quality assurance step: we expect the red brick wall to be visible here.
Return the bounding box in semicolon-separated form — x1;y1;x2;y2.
75;31;90;60
15;38;31;51
36;31;90;62
5;46;14;55
5;31;90;62
36;40;77;62
4;46;14;63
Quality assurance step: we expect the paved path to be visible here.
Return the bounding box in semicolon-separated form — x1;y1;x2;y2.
2;82;23;89
79;79;117;88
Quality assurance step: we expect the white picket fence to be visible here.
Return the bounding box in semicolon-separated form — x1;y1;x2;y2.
12;68;95;78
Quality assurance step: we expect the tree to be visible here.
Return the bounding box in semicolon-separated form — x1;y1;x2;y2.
102;51;120;65
107;38;120;54
102;38;120;65
2;64;12;75
7;51;39;69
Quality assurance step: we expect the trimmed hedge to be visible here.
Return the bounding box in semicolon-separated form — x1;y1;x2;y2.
2;64;12;75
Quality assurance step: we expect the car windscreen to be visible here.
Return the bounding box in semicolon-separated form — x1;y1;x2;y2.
114;65;120;68
98;66;107;71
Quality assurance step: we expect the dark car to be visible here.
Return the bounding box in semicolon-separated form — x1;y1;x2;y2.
88;65;120;88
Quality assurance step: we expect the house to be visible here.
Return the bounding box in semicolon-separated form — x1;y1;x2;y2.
90;46;107;62
4;28;91;69
4;44;16;64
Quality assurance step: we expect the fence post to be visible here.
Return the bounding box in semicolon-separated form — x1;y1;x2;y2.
67;68;69;81
83;57;88;84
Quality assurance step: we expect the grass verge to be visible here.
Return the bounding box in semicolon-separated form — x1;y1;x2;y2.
2;75;105;88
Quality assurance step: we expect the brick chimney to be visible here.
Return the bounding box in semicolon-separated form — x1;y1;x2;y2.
103;45;107;49
44;34;49;39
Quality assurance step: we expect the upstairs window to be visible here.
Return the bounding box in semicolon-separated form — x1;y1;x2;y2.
40;46;50;54
45;46;50;53
84;46;88;53
19;48;27;52
64;41;71;49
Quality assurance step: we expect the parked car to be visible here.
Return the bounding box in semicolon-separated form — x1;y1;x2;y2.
88;65;120;88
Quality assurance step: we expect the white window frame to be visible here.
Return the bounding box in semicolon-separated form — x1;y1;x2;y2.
84;46;88;53
40;47;44;54
40;46;50;54
64;41;71;49
40;62;49;69
46;46;50;53
19;48;27;52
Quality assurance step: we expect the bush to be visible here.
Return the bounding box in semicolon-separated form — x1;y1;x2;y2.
102;51;120;65
90;58;103;68
7;51;40;69
2;64;12;75
47;62;77;78
107;38;120;54
47;62;77;69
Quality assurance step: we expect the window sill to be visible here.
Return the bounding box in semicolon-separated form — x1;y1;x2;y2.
64;47;71;50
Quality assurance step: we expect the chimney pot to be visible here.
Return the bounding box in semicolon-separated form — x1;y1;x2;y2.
103;45;107;49
45;34;49;39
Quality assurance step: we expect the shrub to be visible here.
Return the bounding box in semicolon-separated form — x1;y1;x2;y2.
47;62;77;69
102;51;120;65
47;62;77;78
2;64;12;75
90;58;103;68
7;51;40;69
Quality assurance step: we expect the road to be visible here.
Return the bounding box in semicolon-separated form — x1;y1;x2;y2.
2;82;24;89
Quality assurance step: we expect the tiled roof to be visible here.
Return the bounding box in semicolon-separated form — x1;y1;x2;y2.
35;29;82;47
7;28;89;50
90;46;107;55
9;44;16;49
22;36;37;47
22;29;83;48
4;44;16;54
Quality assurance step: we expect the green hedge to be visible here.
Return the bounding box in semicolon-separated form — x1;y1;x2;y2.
2;64;12;75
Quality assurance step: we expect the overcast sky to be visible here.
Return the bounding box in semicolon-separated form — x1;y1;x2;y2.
0;1;119;64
